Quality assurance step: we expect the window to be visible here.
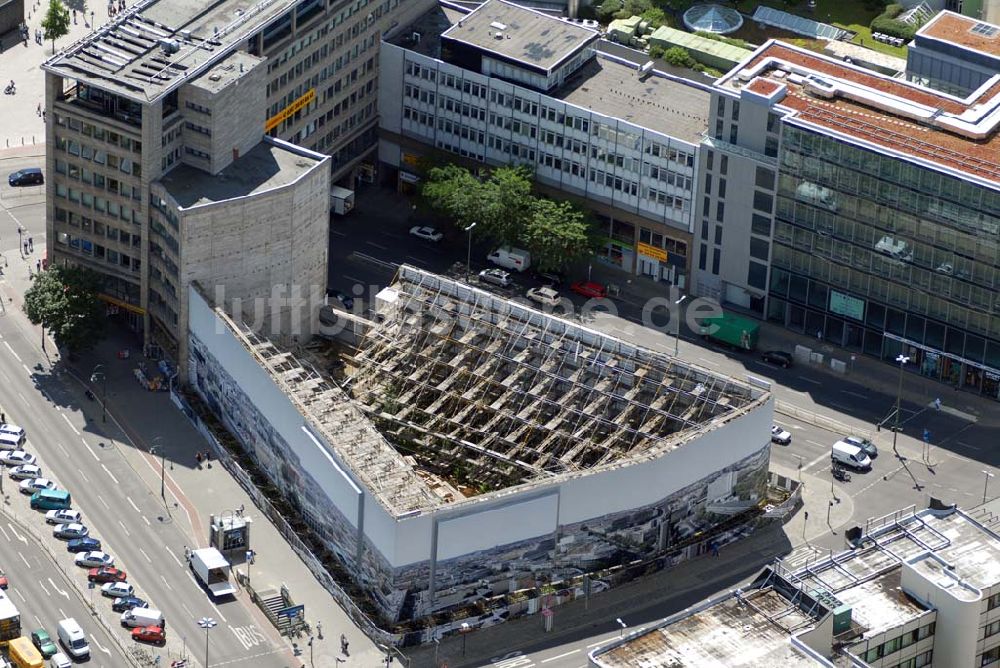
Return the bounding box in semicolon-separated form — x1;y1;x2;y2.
982;646;1000;666
989;593;1000;610
716;96;726;117
731;100;740;121
729;124;738;144
701;221;709;241
752;214;771;236
716;201;725;222
753;191;774;213
699;244;707;270
720;155;728;175
712;248;720;275
748;261;767;289
704;174;712;195
714;226;723;245
705;150;714;171
765;136;779;158
718;179;727;199
715;119;724;140
756;166;776;190
986;620;1000;638
751;238;769;261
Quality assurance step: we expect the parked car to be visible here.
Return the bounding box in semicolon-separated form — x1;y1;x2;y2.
45;509;81;525
90;567;127;584
532;270;565;286
570;281;607;299
31;629;58;658
9;464;41;480
112;596;148;613
761;350;794;368
0;424;26;439
101;582;134;599
0;450;36;467
770;424;792;445
526;286;562;308
327;290;354;310
408;226;443;242
0;568;8;589
131;625;165;645
478;268;512;288
8;168;44;187
75;551;114;568
67;537;101;553
48;653;72;668
843;435;878;458
53;523;88;540
19;478;55;495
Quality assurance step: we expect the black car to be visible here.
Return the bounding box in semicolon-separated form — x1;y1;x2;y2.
112;596;148;613
533;270;565;286
327;290;354;310
8;168;43;187
66;536;102;553
761;350;793;368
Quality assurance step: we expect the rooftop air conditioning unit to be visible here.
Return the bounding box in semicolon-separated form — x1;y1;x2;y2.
412;31;421;43
494;31;504;39
158;38;180;54
179;29;191;40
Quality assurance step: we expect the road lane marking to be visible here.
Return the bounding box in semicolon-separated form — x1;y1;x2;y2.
161;575;174;591
405;255;427;265
586;640;610;648
341;274;366;285
797;376;821;385
18;552;30;568
957;441;981;450
142;516;150;526
126;496;140;513
181;603;194;618
806;440;827;448
38;581;49;596
92;637;111;654
52;441;69;458
21;364;31;376
697;357;720;367
117;520;130;537
16;392;29;407
78;470;89;483
101;464;118;484
805;451;830;470
185;572;228;622
139;548;151;563
13;590;24;603
365;241;387;250
542;650;580;663
48;578;69;598
58;608;66;619
0;526;8;541
166;545;184;569
3;342;21;362
330;229;347;237
8;524;26;543
842;390;867;399
60;413;79;435
96;495;109;510
82;438;99;461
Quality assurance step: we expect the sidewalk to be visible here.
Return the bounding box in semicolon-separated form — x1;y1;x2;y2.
412;460;851;668
63;332;384;668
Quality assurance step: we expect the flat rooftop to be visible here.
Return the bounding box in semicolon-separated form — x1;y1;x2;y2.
917;10;1000;58
554;56;710;143
190;50;263;95
158;139;324;209
717;41;1000;186
440;0;598;72
592;588;818;667
43;0;296;102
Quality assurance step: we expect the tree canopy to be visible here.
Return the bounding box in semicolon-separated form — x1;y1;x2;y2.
23;266;106;352
421;165;596;271
41;0;71;53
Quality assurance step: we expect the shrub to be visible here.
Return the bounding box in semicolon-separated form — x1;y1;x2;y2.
640;6;670;28
870;3;918;40
649;44;665;59
596;0;623;22
695;31;751;49
662;45;697;68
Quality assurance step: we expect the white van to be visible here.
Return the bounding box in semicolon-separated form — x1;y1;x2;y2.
832;441;872;471
487;247;531;272
56;618;89;658
121;608;165;628
0;432;24;450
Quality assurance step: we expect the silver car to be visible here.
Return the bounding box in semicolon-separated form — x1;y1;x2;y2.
478;268;512;288
53;523;89;540
8;464;41;480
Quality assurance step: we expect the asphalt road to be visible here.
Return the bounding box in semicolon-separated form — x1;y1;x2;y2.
0;506;123;665
0;157;287;667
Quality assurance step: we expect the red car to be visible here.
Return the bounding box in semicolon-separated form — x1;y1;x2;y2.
132;625;165;645
570;281;608;299
88;566;127;583
0;569;8;589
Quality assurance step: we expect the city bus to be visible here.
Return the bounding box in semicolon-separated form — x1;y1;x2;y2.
0;591;20;645
7;636;42;668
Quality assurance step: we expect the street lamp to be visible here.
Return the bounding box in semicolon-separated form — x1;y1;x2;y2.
464;223;476;282
891;354;910;457
460;622;470;656
150;436;166;504
90;364;107;423
308;636;315;667
983;471;995;504
673;295;688;357
616;617;627;638
198;617;216;668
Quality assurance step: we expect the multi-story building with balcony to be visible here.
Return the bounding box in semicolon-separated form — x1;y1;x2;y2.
43;0;434;351
692;13;1000;399
378;0;711;289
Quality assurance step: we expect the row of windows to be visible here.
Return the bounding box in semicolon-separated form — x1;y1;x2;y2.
862;622;935;663
53;185;141;224
184;121;211;137
437;119;484;145
56;232;141;273
54;159;140;202
589;168;638;197
54;208;141;246
54;114;142;154
54;137;140;179
888;650;932;668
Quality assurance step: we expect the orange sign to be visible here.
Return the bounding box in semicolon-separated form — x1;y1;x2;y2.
264;88;316;132
637;241;667;262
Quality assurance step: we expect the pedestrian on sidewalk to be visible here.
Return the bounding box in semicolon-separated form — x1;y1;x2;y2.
35;260;40;273
27;237;33;252
1;413;6;425
36;102;40;116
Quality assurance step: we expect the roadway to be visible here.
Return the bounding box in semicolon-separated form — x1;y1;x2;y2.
0;157;287;667
0;502;123;665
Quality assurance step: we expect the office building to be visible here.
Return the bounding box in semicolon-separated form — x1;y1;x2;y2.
591;502;1000;668
379;0;712;289
42;0;434;353
693;22;1000;398
187;265;774;625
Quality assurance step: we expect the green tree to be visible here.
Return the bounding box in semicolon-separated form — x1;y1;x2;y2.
477;166;534;246
596;0;623;22
421;165;482;229
521;199;595;272
41;0;71;53
619;0;652;18
23;266;106;352
640;7;670;27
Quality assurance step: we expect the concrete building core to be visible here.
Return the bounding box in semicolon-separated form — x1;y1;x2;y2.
187;266;775;626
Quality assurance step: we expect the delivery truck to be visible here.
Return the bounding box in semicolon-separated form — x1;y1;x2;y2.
697;312;759;351
330;186;355;215
190;548;236;599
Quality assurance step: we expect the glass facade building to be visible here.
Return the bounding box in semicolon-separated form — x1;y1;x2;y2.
768;125;1000;398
